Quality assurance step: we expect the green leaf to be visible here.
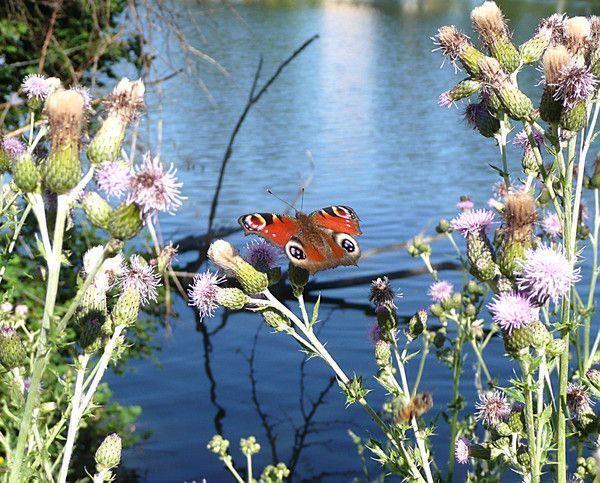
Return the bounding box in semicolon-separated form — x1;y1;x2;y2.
310;294;321;328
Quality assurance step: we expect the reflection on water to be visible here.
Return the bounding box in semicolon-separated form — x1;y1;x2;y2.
108;0;600;480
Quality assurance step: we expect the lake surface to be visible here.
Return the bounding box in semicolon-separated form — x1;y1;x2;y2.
108;0;600;481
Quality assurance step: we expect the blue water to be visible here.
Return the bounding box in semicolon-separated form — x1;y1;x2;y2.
108;0;600;480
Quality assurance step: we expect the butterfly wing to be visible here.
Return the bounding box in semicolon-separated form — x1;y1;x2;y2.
310;205;362;235
238;213;298;247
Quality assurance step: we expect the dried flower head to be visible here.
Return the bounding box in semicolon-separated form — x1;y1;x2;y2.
542;212;562;239
503;192;537;242
46;89;85;144
433;26;472;69
70;85;92;111
2;137;27;159
127;152;184;214
537;13;566;45
428;280;454;302
564;16;592;56
243;240;281;271
477;56;506;88
83;246;124;292
188;270;226;319
451;209;496;237
21;74;52;100
542;45;572;87
471;1;509;43
95;161;132;199
369;276;398;308
455;437;470;464
488;291;538;334
103;77;145;122
475;390;511;427
516;244;581;305
566;382;594;420
551;61;597;109
119;255;161;305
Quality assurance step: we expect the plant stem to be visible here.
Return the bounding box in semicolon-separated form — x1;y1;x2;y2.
522;358;539;483
499;114;511;189
246;454;252;483
447;335;464;482
57;353;90;483
10;195;68;483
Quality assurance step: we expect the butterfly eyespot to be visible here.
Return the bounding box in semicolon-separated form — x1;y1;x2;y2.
285;239;307;261
334;233;359;254
241;214;267;231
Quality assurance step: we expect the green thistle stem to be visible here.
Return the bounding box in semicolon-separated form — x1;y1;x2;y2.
10;195;68;483
447;333;464;482
521;358;539;483
585;189;600;370
412;337;430;396
246;454;253;483
498;113;511;190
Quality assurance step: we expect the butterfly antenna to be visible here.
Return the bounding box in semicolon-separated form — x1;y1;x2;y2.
300;187;305;211
267;189;296;213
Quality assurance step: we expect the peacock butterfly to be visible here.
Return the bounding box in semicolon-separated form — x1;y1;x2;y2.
238;205;362;274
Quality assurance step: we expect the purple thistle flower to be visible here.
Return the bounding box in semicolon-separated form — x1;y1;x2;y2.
428;280;454;302
542;212;562;239
566;382;594;420
119;255;161;305
551;61;598;109
438;91;454;108
95;161;132;199
455;437;470;464
537;13;566;45
188;270;226;319
457;196;474;211
127;152;184;214
21;74;51;100
23;377;32;395
243;240;281;271
487;292;538;334
451;209;496;237
513;128;544;151
516;244;581;305
475;390;511;427
70;85;92;111
369;321;382;344
369;276;398;308
2;137;27;159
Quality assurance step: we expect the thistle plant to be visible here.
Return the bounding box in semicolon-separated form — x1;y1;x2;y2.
0;74;183;481
191;3;600;482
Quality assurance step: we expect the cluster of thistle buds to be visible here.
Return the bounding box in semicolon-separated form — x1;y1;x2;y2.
435;2;600;139
207;434;290;483
76;245;162;354
455;391;537;471
2;74;184;245
438;193;580;359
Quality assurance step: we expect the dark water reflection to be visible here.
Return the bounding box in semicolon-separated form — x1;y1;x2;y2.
109;0;600;480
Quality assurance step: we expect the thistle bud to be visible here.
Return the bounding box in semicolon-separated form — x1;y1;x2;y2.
441;79;481;107
82;191;113;230
208;240;268;294
374;340;391;367
215;287;250;310
436;219;452;234
207;434;230;456
546;338;566;357
88;78;145;165
12;153;40;193
44;90;84;194
240;436;261;456
464;101;501;138
79;318;104;353
112;287;140;326
466;232;498;281
435;25;486;76
561;100;588;132
520;30;552;64
95;433;122;471
508;404;525;433
587;368;600;391
406;310;426;341
261;463;291;483
471;2;519;72
0;325;26;369
109;202;143;240
517;445;531;466
288;263;310;296
261;307;290;332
